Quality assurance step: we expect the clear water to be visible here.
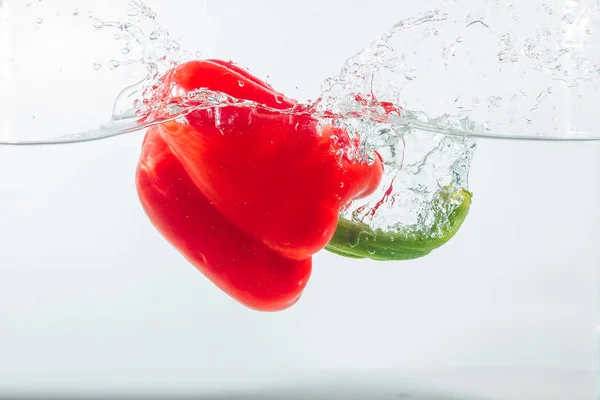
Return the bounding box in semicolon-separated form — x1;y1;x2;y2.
0;1;598;398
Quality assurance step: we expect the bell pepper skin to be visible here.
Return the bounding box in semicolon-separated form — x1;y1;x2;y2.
154;60;383;260
136;128;312;311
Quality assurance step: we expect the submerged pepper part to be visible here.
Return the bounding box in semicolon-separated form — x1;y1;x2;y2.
325;188;472;261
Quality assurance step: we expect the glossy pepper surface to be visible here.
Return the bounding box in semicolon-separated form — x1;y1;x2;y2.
136;60;383;310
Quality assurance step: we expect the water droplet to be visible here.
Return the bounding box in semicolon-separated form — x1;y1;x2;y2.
498;51;508;62
149;31;159;40
109;60;120;70
465;14;473;23
31;115;36;120
510;54;519;62
487;96;502;109
586;29;592;35
340;182;344;188
121;47;130;54
366;247;376;255
195;50;202;58
26;1;31;7
72;9;79;17
562;14;575;24
456;37;462;43
472;97;480;107
450;44;456;56
93;63;101;70
433;29;439;36
127;8;139;16
335;149;344;165
275;95;283;104
92;18;104;29
526;119;533;124
238;80;244;87
404;70;417;81
133;99;141;109
35;17;43;24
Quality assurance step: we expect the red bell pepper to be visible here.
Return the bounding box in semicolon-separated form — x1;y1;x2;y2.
136;60;383;310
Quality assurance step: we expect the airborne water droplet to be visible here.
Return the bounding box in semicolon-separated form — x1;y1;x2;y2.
238;80;244;87
35;17;43;24
562;13;575;24
92;18;105;29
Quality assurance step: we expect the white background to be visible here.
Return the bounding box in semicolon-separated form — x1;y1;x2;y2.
0;1;599;399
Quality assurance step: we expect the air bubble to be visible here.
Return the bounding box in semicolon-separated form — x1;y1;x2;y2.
510;54;519;62
456;37;462;43
149;31;159;40
93;63;101;70
35;17;43;24
72;9;79;17
109;60;120;70
498;52;508;62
